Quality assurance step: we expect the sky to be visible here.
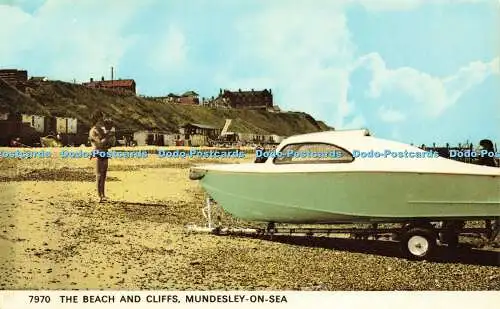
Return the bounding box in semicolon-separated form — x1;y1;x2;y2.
0;0;499;145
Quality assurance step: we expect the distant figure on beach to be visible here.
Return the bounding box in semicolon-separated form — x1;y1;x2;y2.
475;139;498;167
124;135;131;147
88;111;116;203
10;137;21;147
254;144;267;163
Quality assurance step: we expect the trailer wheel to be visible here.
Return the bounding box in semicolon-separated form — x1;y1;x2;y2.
401;228;437;260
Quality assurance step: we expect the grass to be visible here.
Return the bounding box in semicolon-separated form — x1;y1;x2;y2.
1;80;327;136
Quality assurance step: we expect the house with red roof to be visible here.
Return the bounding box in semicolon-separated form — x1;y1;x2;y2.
82;77;136;94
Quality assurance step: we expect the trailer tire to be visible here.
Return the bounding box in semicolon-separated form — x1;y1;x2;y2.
401;228;437;260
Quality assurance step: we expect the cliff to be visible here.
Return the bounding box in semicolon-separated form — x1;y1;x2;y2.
0;80;330;136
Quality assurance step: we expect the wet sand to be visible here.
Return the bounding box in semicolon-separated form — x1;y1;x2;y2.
0;148;499;290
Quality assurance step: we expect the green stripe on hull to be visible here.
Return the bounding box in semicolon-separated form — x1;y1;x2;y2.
200;171;500;223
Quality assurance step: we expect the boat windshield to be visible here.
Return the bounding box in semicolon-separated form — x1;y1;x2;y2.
273;142;354;164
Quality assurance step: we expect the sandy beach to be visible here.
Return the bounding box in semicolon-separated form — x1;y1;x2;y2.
0;147;498;290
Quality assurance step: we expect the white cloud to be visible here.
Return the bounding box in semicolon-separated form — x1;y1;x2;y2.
0;0;46;13
356;0;495;11
0;5;31;55
213;75;276;92
356;0;422;11
378;106;406;122
0;0;152;81
343;114;367;129
149;25;189;71
220;0;497;129
355;53;499;117
227;2;355;125
390;128;402;140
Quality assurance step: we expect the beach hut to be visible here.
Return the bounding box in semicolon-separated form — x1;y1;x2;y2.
133;131;149;146
67;118;77;134
163;134;177;146
55;117;67;133
21;114;45;133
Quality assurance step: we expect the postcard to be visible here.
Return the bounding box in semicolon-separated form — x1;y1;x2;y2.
0;1;498;308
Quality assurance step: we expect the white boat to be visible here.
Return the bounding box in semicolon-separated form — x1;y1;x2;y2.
189;129;500;259
190;129;500;223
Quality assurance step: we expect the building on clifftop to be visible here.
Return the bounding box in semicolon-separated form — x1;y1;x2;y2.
0;69;28;92
214;88;273;109
82;77;136;94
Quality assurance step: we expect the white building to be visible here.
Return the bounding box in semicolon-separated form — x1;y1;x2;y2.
55;117;67;133
54;117;78;134
21;114;45;133
67;118;77;134
133;131;149;146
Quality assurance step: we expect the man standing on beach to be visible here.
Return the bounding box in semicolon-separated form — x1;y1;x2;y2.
88;111;116;203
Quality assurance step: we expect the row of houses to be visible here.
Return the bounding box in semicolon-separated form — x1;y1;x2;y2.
146;91;200;105
5;67;280;111
0;69;48;92
79;72;276;111
18;114;77;134
0;111;79;146
0;68;135;95
198;88;276;111
214;88;273;109
1;68;284;148
0;69;28;91
131;122;285;147
147;88;280;111
132;131;285;147
75;77;280;111
0;109;284;148
82;77;136;95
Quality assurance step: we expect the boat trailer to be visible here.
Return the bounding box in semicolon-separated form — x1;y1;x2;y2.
186;197;500;260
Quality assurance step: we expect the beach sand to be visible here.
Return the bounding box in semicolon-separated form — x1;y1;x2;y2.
0;147;498;290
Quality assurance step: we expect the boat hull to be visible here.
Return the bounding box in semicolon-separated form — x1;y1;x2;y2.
200;171;500;223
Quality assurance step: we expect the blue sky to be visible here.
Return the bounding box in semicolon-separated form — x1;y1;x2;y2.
0;0;498;145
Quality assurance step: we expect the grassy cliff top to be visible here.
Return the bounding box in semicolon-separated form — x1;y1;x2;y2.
1;79;330;135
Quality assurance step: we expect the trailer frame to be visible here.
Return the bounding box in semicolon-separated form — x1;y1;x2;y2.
186;196;500;260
